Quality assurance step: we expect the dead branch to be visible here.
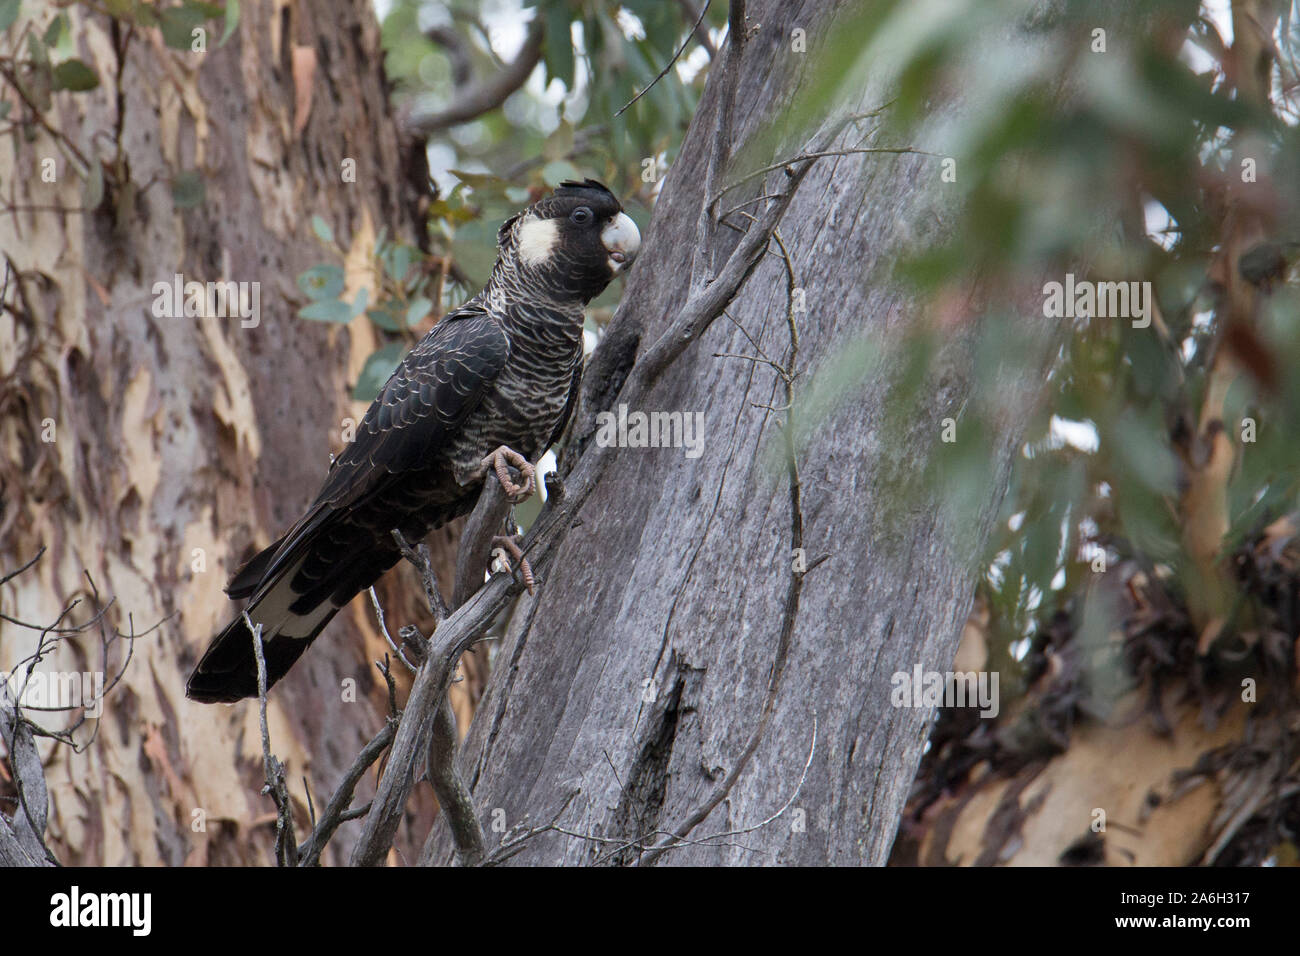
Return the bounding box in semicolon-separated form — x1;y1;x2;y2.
427;698;486;866
297;716;397;867
406;18;545;137
0;702;53;866
0;550;152;865
348;475;514;866
247;614;297;866
454;470;516;608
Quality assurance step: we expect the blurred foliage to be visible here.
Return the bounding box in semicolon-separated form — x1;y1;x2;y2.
383;0;714;196
803;0;1300;702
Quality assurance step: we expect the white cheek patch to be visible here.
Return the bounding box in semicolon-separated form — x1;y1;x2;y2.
516;215;560;266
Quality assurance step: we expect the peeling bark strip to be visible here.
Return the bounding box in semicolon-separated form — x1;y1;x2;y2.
423;0;1068;866
0;0;444;865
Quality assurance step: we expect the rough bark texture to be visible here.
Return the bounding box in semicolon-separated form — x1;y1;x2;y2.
426;0;1063;866
0;0;453;865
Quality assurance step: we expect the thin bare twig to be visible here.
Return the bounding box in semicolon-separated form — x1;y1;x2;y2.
297;717;397;867
616;0;713;117
479;788;581;866
712;145;931;206
675;0;717;57
369;585;419;673
691;0;745;294
247;612;297;866
391;531;450;621
0;552;152;865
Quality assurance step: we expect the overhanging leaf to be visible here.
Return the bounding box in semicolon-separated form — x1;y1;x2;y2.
52;59;99;92
350;286;369;319
298;299;353;323
0;0;21;33
220;0;238;45
366;302;404;331
310;214;333;243
543;2;574;88
352;343;406;401
296;264;344;301
159;4;207;50
406;297;432;327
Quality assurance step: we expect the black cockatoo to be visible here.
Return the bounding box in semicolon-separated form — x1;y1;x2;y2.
186;180;640;703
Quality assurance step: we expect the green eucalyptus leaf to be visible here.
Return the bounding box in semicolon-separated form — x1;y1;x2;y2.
296;264;344;301
52;59;99;92
385;244;412;283
449;219;500;287
353;342;406;401
406;296;432;327
543;2;574;88
0;0;21;33
130;2;158;26
159;4;207;49
42;12;63;46
350;286;369;319
298;298;353;323
366;302;404;332
27;31;48;68
310;214;334;243
220;0;239;45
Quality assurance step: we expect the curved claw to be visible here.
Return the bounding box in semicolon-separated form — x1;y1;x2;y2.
491;534;535;594
482;446;535;504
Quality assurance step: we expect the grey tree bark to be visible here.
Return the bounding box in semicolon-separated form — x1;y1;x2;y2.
425;0;1065;866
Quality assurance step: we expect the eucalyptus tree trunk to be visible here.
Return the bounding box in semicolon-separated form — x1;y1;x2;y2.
0;0;449;865
425;0;1066;866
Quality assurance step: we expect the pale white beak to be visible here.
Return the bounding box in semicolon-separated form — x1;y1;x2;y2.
602;212;641;275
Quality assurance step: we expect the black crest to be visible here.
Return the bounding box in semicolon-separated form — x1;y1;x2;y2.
554;179;617;202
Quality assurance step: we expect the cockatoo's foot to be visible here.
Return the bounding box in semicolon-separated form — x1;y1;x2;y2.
491;534;535;594
480;446;535;504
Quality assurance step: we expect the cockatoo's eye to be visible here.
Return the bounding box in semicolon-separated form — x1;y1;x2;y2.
570;206;593;225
